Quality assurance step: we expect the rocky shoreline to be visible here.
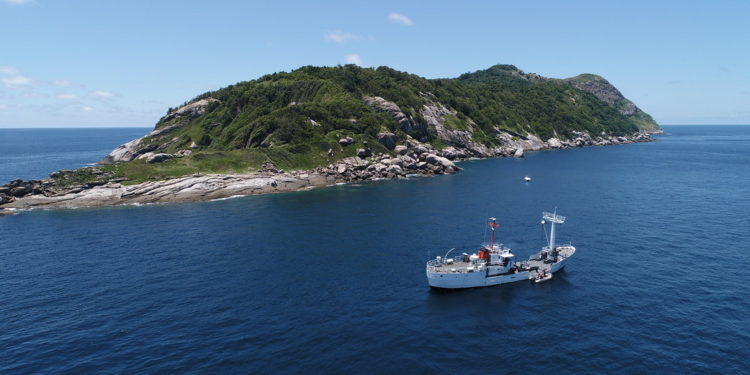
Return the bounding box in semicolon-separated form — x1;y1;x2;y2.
0;131;659;214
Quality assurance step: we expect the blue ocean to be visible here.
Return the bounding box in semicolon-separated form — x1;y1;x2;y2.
1;125;748;374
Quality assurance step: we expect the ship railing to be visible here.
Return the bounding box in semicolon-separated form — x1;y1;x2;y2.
427;255;475;267
427;266;478;274
427;259;453;271
542;243;573;252
427;259;441;267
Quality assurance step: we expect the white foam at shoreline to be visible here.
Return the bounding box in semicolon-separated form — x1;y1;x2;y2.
211;195;247;202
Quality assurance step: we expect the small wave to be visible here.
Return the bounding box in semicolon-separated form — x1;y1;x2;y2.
211;195;246;202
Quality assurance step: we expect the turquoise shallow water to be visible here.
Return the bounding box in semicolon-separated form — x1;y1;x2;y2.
1;125;749;374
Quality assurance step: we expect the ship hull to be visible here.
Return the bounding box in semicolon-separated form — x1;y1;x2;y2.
427;269;532;289
426;257;571;290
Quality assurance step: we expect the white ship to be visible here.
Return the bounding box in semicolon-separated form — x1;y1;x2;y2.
426;211;576;289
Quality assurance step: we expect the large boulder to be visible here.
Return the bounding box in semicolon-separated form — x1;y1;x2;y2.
10;184;32;197
147;153;173;164
376;132;399;150
413;145;430;156
356;148;372;158
387;164;404;175
175;149;192;158
424;153;461;171
339;137;355;146
547;138;563;149
336;164;348;174
441;146;459;160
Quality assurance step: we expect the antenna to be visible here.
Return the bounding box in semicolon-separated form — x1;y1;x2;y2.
487;217;501;251
542;211;565;250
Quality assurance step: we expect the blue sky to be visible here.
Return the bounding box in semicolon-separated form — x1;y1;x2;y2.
1;0;748;128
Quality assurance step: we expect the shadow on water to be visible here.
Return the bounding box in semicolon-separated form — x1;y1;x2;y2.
425;280;525;309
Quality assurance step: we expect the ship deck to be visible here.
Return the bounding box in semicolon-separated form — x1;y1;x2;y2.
428;260;474;273
429;258;555;274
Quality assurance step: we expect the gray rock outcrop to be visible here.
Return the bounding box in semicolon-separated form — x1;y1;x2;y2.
99;98;220;164
363;96;413;133
339;137;355;146
548;138;563;149
147;153;173;164
161;98;220;122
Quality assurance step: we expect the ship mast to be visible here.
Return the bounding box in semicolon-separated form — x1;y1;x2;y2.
487;217;500;251
542;211;565;250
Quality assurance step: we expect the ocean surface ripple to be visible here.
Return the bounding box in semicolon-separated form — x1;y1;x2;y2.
1;126;749;374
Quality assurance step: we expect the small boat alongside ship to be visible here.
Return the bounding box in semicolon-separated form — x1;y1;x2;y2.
426;211;575;289
534;269;552;283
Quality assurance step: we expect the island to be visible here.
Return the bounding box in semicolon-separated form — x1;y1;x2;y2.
0;64;661;212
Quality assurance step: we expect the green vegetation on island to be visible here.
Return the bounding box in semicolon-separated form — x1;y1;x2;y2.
157;64;656;153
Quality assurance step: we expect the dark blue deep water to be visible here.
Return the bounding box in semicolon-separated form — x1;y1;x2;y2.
0;128;152;182
1;125;749;374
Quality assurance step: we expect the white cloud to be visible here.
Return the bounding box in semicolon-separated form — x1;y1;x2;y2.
345;54;365;67
388;12;414;25
326;31;364;44
93;90;114;98
0;66;18;75
55;79;72;87
2;75;33;87
3;0;34;4
82;106;94;111
57;94;78;100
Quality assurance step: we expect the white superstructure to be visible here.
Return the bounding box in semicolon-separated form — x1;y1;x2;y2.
426;211;576;289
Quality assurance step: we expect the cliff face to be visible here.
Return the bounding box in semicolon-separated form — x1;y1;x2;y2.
562;74;660;132
564;74;626;108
